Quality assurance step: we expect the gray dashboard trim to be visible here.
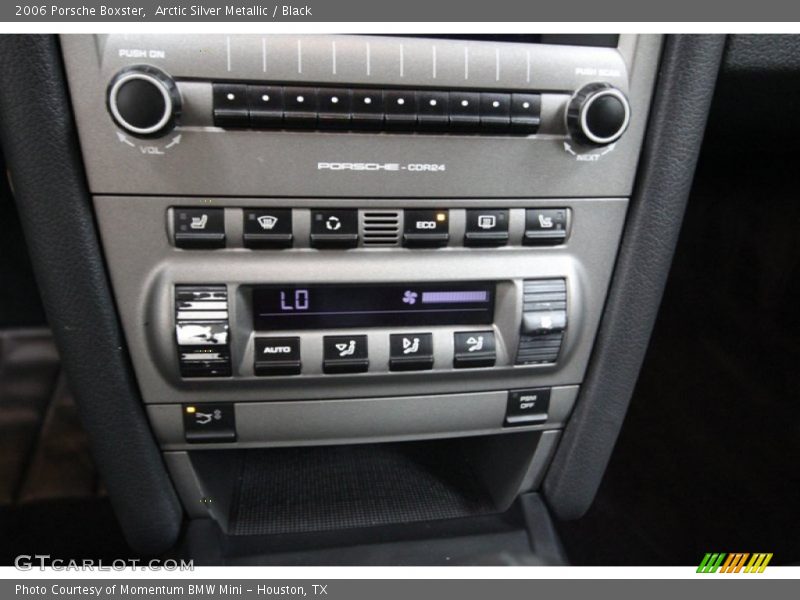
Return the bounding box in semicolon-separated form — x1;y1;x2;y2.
148;386;577;450
543;34;726;520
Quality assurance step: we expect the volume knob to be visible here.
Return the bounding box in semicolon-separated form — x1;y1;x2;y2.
107;66;180;137
566;83;630;146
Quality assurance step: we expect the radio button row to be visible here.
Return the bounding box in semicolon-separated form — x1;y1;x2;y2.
174;208;226;249
323;335;369;374
243;209;293;249
212;83;539;135
310;209;359;248
254;337;301;376
464;209;509;246
453;331;496;368
389;333;434;371
403;209;449;248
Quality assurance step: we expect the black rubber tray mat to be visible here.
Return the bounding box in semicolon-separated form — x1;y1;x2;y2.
229;442;496;536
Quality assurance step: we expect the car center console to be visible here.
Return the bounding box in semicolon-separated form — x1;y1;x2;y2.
56;34;662;542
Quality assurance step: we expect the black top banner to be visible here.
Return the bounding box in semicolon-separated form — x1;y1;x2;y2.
3;0;800;22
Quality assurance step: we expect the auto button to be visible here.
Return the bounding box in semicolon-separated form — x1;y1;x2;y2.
254;337;301;376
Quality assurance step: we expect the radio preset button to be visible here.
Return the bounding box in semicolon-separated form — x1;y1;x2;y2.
318;88;353;129
351;89;385;129
448;91;481;130
323;335;369;374
465;209;509;246
254;337;301;376
384;90;417;130
510;93;542;134
403;209;449;248
247;85;284;128
389;333;434;371
524;208;568;246
283;86;319;128
416;91;449;131
173;208;226;249
212;83;249;128
479;92;511;131
310;209;359;248
453;331;496;368
243;209;293;249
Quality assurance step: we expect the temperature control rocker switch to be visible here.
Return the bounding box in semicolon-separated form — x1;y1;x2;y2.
516;279;567;365
175;285;232;378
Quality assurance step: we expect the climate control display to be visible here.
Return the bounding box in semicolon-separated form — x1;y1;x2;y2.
252;282;495;330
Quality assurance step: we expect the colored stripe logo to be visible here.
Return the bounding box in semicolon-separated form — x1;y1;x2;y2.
697;553;773;573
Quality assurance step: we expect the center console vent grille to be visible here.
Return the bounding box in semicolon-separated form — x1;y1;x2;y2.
360;210;402;247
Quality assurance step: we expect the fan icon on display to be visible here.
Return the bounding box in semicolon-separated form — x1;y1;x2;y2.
402;290;418;305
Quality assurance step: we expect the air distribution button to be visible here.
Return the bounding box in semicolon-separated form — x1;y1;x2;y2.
107;65;180;137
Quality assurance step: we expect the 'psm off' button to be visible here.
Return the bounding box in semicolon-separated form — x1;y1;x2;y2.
505;388;550;426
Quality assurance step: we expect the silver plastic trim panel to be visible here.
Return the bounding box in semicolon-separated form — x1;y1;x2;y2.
148;385;578;450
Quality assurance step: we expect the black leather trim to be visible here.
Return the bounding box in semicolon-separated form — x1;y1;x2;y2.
0;35;182;554
543;35;727;520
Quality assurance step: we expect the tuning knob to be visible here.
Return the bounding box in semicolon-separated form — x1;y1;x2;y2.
107;66;181;138
566;83;630;147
